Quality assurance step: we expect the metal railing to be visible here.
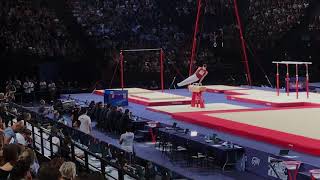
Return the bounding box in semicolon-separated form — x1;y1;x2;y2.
6;102;189;180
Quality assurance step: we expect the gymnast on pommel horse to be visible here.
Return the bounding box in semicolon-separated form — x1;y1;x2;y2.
177;64;208;87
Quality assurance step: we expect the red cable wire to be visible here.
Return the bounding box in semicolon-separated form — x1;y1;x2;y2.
233;0;252;86
189;0;202;76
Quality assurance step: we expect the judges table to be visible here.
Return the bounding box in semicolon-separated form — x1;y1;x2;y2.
157;128;244;170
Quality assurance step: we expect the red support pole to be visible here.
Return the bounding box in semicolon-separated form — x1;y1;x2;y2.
189;0;202;76
160;49;164;92
286;64;290;96
233;0;252;86
276;63;279;96
306;64;309;98
120;51;124;89
295;64;299;99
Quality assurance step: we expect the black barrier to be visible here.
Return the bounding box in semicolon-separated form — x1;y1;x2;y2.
6;102;188;180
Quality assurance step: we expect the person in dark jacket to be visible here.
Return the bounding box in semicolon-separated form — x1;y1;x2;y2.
120;109;131;134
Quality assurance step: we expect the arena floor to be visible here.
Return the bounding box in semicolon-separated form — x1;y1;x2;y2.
147;103;249;114
172;107;320;156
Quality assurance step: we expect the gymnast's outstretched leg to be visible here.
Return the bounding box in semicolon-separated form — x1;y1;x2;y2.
177;74;199;87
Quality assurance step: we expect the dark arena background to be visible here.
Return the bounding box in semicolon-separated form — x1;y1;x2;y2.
1;0;320;180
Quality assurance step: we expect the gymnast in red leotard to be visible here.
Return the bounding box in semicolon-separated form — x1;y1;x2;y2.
177;64;208;87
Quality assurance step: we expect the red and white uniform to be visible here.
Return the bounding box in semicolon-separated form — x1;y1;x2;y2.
195;67;207;79
177;67;208;87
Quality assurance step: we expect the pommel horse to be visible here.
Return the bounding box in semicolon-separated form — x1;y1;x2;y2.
272;61;312;99
188;83;206;108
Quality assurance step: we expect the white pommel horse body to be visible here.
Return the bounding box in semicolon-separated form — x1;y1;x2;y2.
188;83;206;108
272;61;312;99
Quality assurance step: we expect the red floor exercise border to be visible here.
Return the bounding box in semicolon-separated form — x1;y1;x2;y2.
128;97;191;106
206;88;247;94
172;107;320;156
146;106;251;115
226;95;320;107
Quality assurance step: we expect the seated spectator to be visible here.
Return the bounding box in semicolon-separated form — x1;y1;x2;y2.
0;144;20;179
19;148;40;177
38;99;48;115
59;162;76;180
38;164;62;180
8;159;32;180
39;80;47;91
0;93;5;103
5;81;16;102
12;127;32;147
0;116;5;134
4;120;24;144
53;111;68;126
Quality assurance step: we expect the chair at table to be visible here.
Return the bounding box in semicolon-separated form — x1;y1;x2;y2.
310;169;320;180
204;150;216;168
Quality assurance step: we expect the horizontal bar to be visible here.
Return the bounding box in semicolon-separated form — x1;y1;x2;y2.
272;61;312;65
121;48;162;52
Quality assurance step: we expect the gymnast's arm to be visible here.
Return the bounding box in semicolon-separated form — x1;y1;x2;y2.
198;71;208;84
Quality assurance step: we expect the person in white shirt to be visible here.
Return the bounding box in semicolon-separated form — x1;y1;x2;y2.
39;80;47;91
23;78;34;103
78;108;92;134
119;128;135;163
119;128;134;153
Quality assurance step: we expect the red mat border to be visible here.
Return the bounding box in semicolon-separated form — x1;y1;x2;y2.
128;97;191;106
226;95;320;107
172;107;320;156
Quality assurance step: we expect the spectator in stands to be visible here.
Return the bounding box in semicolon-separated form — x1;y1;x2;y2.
0;93;6;103
0;105;11;127
0;144;20;179
5;81;16;102
78;108;92;134
39;80;47;91
49;128;61;156
14;127;32;147
38;99;48;116
59;161;76;180
23;78;34;103
4;120;24;144
120;109;131;134
48;81;57;101
72;119;81;130
38;164;62;180
71;106;80;126
19;148;40;177
119;127;135;163
106;106;117;132
13;77;22;93
0;116;5;133
115;107;124;134
8;159;32;180
54;111;68;126
93;102;103;123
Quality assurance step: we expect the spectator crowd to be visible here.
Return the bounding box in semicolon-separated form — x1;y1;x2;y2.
245;0;310;49
0;0;81;57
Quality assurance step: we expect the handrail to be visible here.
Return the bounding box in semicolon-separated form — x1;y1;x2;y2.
6;102;189;180
5;103;139;180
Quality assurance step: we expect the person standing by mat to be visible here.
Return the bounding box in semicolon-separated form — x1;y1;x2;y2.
177;64;208;87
